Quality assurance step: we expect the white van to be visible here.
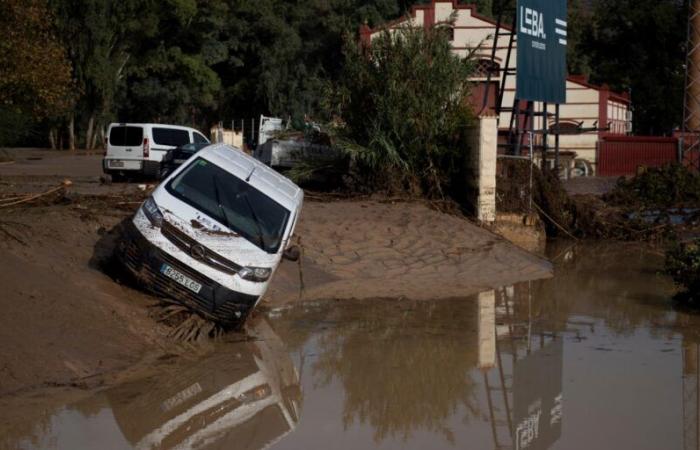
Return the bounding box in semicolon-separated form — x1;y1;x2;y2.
103;123;210;179
116;143;303;326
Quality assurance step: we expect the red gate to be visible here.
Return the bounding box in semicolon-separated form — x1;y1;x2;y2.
597;136;679;176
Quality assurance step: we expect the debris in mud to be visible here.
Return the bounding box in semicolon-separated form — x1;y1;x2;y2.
498;160;698;241
0;180;72;209
150;300;225;342
665;238;700;304
0;221;27;246
606;164;700;208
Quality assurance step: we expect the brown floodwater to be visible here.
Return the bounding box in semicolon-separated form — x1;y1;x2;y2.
4;242;699;450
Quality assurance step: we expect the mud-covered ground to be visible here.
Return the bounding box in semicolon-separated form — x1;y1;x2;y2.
0;149;551;397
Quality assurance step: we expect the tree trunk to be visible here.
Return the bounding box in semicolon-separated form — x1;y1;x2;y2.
48;128;56;150
100;126;106;149
85;114;95;151
90;122;100;150
68;114;75;151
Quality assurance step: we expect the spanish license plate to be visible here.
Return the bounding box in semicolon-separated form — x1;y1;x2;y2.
109;160;124;168
160;263;202;294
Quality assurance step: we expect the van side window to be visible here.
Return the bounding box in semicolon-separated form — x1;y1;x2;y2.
193;132;209;144
109;126;143;146
153;128;190;146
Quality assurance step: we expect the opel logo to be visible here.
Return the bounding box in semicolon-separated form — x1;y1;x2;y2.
190;244;206;260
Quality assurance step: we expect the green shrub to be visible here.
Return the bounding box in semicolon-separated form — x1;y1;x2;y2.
665;239;700;302
311;19;475;197
606;164;700;208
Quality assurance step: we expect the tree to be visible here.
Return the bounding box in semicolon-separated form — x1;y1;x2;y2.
51;0;163;149
326;21;475;196
0;0;72;146
117;0;227;125
212;0;414;122
580;0;687;135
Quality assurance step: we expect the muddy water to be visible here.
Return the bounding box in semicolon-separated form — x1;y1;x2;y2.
4;242;698;450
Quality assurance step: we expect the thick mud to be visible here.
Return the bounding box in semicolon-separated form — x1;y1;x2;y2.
0;150;551;396
2;242;694;450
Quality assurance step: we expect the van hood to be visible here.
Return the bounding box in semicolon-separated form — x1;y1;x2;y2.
152;188;281;268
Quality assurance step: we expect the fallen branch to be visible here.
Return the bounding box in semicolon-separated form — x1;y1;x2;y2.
0;180;72;208
533;201;579;241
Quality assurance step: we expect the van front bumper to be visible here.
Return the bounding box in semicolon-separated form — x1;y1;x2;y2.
116;221;259;327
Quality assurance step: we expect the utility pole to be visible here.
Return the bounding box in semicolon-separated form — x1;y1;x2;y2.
682;0;700;167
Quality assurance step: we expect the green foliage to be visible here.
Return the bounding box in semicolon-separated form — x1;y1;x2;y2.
665;240;700;302
324;22;475;196
0;0;72;120
117;0;226;124
606;164;700;208
576;0;687;134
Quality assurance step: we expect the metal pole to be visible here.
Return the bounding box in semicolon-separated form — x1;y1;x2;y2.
543;102;549;169
555;103;561;176
513;101;521;155
529;131;534;213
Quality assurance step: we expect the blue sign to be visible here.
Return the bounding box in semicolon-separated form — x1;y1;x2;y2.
516;0;568;104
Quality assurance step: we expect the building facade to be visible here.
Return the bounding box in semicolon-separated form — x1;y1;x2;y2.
360;0;632;170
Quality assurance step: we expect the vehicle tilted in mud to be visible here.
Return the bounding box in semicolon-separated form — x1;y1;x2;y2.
116;143;303;327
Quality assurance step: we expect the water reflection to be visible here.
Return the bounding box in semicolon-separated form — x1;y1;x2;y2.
478;288;563;450
6;242;699;450
11;318;301;450
270;242;685;450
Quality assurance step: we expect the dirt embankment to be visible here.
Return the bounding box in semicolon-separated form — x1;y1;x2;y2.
0;150;552;396
267;199;551;307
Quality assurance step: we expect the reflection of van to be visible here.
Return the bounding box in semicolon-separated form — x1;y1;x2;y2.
103;123;210;179
106;318;301;449
108;318;302;449
116;143;303;326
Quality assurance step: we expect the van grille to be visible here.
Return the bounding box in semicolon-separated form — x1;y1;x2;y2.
118;228;256;326
161;221;241;275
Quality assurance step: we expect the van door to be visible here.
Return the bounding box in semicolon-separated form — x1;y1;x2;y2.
151;127;192;162
106;125;144;170
193;131;209;144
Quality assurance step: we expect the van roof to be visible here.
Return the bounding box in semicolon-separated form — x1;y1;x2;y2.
109;123;200;131
198;143;303;212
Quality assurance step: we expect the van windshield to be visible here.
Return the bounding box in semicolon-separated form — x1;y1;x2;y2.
166;158;290;253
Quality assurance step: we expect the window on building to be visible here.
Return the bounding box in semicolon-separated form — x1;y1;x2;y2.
470;59;500;81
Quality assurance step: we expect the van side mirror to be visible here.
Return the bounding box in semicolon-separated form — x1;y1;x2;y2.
283;245;300;262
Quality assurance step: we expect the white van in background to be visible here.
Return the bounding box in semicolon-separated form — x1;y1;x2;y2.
103;123;210;179
116;143;303;327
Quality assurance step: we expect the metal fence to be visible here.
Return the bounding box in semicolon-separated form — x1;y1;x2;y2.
597;135;679;177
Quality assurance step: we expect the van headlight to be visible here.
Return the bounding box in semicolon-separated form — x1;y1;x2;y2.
238;266;272;282
142;197;164;227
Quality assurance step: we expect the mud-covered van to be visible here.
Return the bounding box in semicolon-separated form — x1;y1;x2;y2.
103;123;210;179
116;143;303;326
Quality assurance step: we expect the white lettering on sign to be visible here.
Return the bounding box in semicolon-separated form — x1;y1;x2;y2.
520;6;547;40
515;405;542;450
555;18;567;46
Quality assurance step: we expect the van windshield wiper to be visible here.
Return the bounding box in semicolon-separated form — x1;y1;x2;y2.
212;175;235;232
242;193;267;250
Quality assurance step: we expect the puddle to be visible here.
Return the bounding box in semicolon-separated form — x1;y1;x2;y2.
3;242;698;450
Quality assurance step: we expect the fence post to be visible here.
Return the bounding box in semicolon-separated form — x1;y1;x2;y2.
466;115;497;223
